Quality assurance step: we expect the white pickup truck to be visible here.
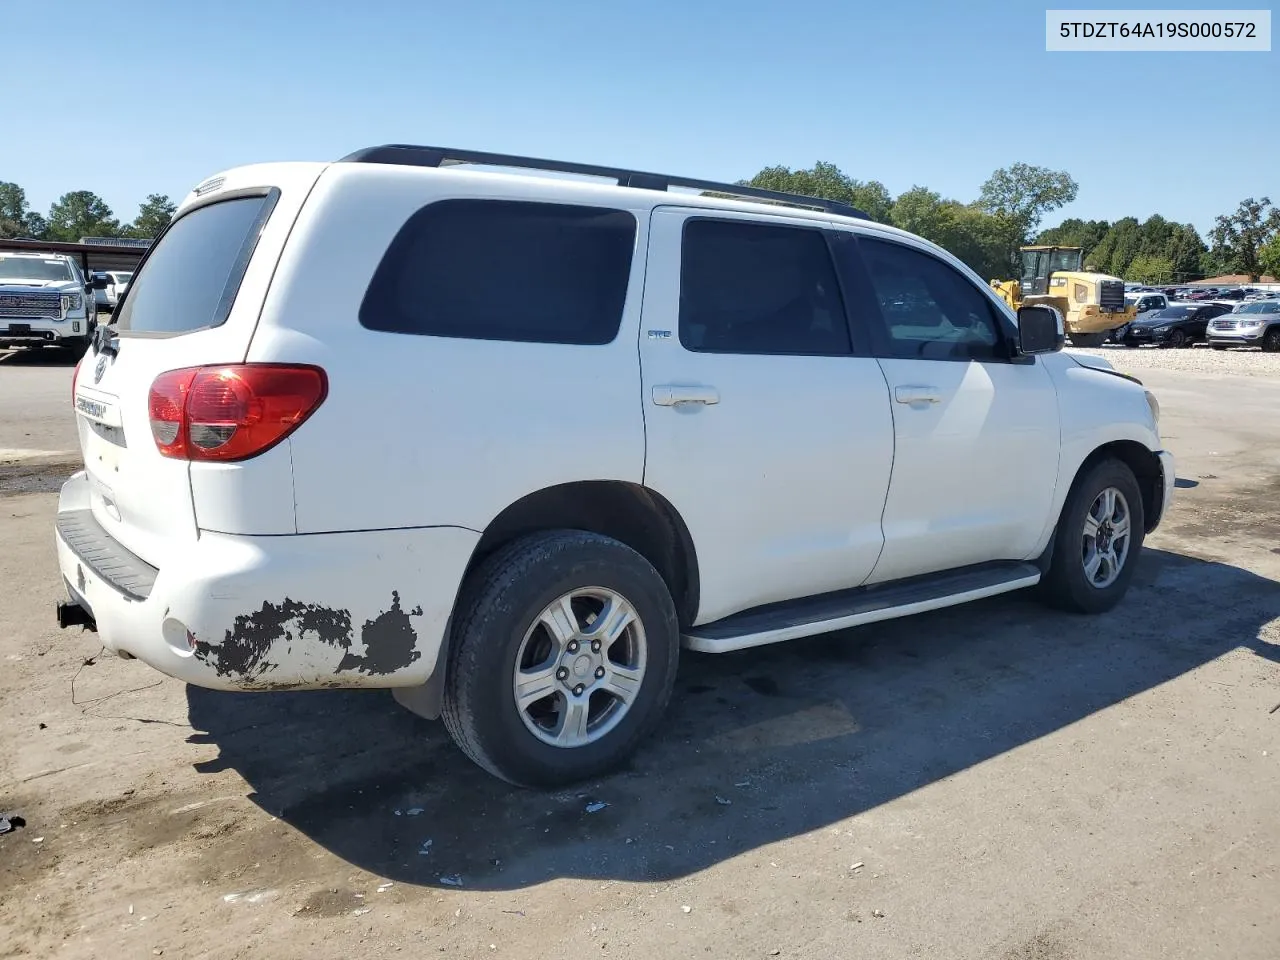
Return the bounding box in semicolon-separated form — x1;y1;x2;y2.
0;252;105;351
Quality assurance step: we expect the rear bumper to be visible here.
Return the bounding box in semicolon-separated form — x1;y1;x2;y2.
54;471;479;691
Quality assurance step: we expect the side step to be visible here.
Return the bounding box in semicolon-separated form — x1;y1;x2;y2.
682;561;1041;654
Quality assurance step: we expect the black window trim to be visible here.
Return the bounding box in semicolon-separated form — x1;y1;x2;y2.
358;197;639;347
675;213;869;359
838;230;1030;365
112;186;282;340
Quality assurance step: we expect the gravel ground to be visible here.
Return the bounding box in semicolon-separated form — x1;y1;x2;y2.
4;341;1280;960
1071;343;1280;376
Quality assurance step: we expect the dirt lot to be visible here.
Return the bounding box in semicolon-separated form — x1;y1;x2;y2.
2;345;1278;959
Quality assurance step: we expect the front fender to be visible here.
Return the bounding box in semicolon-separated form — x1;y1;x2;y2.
1033;355;1164;553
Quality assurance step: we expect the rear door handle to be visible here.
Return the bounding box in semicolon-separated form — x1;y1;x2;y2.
652;384;720;407
894;385;941;405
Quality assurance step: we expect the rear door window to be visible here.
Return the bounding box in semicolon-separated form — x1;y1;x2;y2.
360;200;637;345
678;218;851;356
114;193;277;335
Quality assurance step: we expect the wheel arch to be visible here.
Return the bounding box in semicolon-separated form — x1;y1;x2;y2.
396;480;700;722
1069;439;1164;535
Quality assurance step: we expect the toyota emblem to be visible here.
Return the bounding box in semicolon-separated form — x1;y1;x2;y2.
93;356;107;383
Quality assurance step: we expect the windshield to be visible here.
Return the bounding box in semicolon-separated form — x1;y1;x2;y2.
1240;302;1280;314
1150;306;1194;319
0;257;73;282
1048;249;1083;273
110;272;133;284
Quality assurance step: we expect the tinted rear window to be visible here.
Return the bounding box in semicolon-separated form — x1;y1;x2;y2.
115;193;276;334
679;218;851;356
359;200;637;345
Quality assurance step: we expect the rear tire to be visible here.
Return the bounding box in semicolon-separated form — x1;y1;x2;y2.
1263;328;1280;353
1210;345;1228;351
441;530;680;787
1038;458;1145;615
1166;329;1188;349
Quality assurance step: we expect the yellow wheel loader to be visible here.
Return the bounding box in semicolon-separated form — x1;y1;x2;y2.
990;246;1135;347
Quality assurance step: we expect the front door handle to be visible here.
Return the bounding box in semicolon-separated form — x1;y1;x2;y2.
895;385;941;405
652;384;720;407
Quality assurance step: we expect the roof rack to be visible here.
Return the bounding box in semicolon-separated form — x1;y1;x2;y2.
338;144;869;220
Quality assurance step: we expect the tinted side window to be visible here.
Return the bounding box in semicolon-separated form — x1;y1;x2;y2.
360;200;636;345
679;219;850;356
857;237;1005;361
116;194;276;334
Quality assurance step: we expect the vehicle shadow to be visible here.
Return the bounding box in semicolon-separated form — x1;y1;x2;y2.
184;547;1280;890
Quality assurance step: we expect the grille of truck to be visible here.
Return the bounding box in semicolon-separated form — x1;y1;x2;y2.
0;293;61;319
1099;281;1125;311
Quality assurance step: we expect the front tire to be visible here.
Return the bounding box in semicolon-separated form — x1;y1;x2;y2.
441;530;680;787
1039;458;1145;614
1166;329;1188;349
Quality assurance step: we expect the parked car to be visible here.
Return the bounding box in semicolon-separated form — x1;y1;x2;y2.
1120;302;1233;348
0;252;104;351
1112;292;1170;342
1207;300;1280;350
53;145;1175;786
92;270;134;311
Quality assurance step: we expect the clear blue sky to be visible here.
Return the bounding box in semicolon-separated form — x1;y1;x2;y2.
3;0;1275;236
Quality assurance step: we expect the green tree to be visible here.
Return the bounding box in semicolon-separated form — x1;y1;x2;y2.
1166;224;1207;281
1126;254;1175;284
977;163;1079;238
22;212;48;239
1209;197;1280;282
1036;217;1111;254
743;162;893;223
0;181;47;238
889;186;949;237
888;187;1018;281
126;193;176;239
1259;234;1280;281
46;190;120;241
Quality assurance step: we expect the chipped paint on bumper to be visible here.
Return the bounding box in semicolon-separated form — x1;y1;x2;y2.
55;474;478;691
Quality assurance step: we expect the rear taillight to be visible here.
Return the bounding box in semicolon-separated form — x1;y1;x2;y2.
148;364;328;461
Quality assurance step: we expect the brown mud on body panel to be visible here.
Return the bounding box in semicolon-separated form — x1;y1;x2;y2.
194;592;422;682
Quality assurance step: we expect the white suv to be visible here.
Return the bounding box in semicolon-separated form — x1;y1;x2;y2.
54;146;1176;786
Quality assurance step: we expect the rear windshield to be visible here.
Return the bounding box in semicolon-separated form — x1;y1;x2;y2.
114;193;275;334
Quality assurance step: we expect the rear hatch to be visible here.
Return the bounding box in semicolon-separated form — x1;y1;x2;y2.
72;165;324;568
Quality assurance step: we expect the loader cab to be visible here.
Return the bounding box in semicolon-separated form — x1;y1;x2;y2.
1020;246;1084;296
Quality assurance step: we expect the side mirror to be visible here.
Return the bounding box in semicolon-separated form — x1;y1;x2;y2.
1016;304;1065;355
89;275;109;290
